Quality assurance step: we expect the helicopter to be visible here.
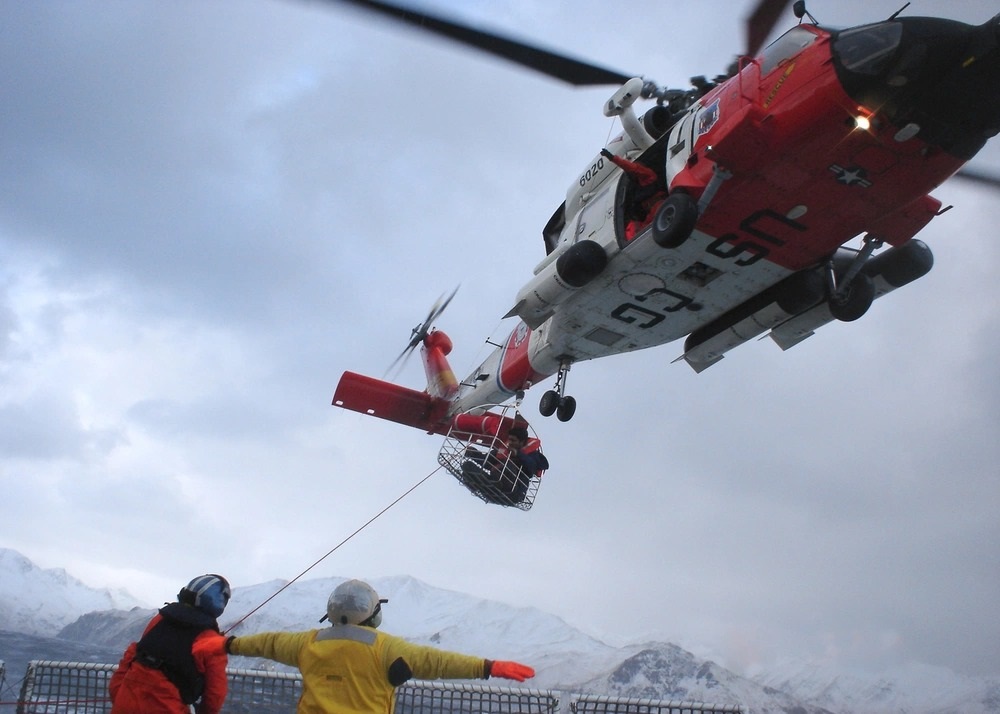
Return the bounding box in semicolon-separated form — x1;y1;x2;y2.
332;0;1000;450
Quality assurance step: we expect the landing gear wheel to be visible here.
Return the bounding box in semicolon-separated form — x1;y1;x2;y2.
829;272;875;322
652;192;698;249
542;359;575;420
556;396;577;422
539;390;560;417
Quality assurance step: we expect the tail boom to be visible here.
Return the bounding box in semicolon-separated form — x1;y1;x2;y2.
333;371;453;435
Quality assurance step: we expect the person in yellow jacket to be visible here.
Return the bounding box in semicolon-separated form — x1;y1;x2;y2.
193;578;534;714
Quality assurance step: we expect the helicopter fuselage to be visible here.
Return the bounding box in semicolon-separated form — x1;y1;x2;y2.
334;10;999;432
449;16;996;415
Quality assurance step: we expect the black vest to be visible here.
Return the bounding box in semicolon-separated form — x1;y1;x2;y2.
135;602;219;704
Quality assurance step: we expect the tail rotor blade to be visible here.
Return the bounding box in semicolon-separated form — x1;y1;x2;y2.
383;286;459;379
426;285;459;329
384;342;418;381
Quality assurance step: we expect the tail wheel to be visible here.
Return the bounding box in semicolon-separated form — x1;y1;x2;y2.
829;273;875;322
652;192;698;249
539;390;560;417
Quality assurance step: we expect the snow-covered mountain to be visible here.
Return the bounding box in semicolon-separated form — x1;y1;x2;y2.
0;549;144;635
221;574;639;682
2;548;998;714
53;573;833;714
755;658;1000;714
577;644;834;714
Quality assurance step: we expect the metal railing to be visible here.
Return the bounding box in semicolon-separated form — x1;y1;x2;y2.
572;694;745;714
10;661;745;714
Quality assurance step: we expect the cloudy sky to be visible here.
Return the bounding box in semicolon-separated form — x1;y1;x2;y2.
2;0;998;681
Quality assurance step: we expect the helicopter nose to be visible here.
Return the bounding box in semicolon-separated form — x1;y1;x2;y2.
941;15;1000;150
833;15;1000;160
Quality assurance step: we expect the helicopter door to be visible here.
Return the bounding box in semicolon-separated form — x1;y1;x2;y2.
574;184;615;246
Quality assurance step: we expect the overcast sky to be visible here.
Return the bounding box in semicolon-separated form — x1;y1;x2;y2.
2;0;998;681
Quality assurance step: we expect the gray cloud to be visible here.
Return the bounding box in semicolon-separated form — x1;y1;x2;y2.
0;391;123;460
1;0;997;682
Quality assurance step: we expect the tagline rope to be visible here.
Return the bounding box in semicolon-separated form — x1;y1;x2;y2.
223;464;442;634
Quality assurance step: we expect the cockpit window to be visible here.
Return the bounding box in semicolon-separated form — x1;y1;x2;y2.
832;22;903;75
759;26;818;75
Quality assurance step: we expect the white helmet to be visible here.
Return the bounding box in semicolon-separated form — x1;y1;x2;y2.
325;579;387;627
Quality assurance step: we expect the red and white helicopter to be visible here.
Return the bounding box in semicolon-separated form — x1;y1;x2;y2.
331;0;1000;503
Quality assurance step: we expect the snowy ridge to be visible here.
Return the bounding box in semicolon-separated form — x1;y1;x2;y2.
219;574;641;684
0;549;144;636
754;659;1000;714
2;548;998;714
578;645;834;714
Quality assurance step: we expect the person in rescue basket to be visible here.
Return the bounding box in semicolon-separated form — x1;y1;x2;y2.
109;574;231;714
193;578;535;714
461;424;549;505
494;425;549;504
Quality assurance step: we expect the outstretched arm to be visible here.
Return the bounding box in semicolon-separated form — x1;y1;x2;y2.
382;633;534;683
601;148;658;186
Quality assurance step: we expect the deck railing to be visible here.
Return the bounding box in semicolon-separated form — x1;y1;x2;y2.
9;660;746;714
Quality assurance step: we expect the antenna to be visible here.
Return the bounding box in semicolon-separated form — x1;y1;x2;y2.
888;3;911;21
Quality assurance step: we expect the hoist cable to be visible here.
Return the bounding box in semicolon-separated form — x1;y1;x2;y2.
223;464;442;634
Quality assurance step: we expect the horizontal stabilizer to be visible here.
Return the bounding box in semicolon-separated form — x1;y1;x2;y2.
332;371;452;435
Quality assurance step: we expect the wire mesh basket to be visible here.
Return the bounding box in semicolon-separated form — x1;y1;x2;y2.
437;405;545;511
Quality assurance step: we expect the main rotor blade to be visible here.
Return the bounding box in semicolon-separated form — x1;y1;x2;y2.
954;166;1000;190
328;0;632;86
746;0;792;57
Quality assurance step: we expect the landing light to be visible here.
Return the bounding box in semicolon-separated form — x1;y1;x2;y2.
854;114;872;131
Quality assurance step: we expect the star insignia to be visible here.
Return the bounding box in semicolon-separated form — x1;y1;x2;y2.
829;164;873;188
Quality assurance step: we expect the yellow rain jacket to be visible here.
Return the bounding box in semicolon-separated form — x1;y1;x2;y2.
230;624;488;714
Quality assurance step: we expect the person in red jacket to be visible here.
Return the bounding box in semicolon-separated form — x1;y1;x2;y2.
461;425;549;506
601;148;668;241
109;574;231;714
489;425;549;504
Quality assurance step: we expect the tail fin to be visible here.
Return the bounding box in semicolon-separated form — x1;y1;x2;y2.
420;331;459;400
332;329;461;435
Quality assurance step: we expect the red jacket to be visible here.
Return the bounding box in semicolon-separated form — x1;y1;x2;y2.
608;153;667;240
109;605;228;714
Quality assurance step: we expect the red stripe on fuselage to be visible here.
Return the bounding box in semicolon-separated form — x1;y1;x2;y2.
497;322;545;393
